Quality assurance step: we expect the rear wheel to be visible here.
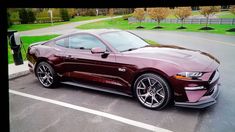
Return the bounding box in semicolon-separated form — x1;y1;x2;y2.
36;62;58;88
134;73;171;110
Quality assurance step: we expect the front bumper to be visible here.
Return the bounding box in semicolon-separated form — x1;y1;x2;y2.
174;84;220;108
28;61;34;72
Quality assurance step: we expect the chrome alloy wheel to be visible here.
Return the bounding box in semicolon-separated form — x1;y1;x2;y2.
37;64;54;87
136;77;165;108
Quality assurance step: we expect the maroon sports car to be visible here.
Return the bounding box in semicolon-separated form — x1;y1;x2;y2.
27;29;220;109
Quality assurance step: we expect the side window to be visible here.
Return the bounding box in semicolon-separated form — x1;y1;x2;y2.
69;34;106;50
55;38;67;47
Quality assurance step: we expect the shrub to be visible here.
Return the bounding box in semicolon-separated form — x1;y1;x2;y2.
230;5;235;15
36;10;49;18
60;9;70;21
114;8;132;15
36;17;63;23
122;14;133;20
19;9;28;24
36;17;50;22
52;17;63;22
27;10;36;23
7;11;12;28
78;9;96;16
108;8;114;17
86;9;96;16
51;8;61;17
68;8;77;18
19;9;36;24
9;11;20;24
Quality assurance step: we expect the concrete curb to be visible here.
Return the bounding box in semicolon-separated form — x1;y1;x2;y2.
9;70;30;80
8;61;30;80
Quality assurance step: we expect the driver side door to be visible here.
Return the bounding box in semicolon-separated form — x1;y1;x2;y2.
64;33;125;92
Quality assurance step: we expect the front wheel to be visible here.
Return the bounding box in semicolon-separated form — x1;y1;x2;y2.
36;61;58;88
134;73;171;110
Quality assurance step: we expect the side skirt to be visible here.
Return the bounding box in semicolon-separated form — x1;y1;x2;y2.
61;81;133;97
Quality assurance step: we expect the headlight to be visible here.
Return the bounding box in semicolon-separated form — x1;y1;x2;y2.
174;72;203;80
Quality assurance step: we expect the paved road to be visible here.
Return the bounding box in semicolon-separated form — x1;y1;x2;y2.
10;30;235;132
131;30;235;132
18;16;122;36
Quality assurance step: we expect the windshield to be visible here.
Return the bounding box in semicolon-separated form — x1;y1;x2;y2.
100;31;149;52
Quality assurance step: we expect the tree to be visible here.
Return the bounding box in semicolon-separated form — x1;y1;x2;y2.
60;9;70;21
174;7;192;29
19;9;28;24
51;8;61;17
133;8;145;28
147;8;170;28
199;6;221;28
227;5;235;32
229;5;235;15
7;11;12;28
108;8;114;17
78;8;96;16
108;8;114;21
18;9;36;24
68;8;77;18
27;10;36;23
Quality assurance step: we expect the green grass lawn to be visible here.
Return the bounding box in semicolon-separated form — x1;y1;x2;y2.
8;16;107;32
191;11;201;16
145;39;159;45
8;35;59;64
77;18;235;35
69;15;107;22
9;23;66;31
216;11;235;18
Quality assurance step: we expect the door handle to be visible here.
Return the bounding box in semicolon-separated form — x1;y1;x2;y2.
66;55;77;60
66;55;72;58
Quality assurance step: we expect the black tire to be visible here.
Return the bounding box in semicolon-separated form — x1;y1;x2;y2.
35;61;59;88
133;73;171;110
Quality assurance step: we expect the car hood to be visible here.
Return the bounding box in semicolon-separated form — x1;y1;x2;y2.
123;45;220;71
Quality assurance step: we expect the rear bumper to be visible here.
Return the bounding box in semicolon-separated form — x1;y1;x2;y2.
175;84;220;108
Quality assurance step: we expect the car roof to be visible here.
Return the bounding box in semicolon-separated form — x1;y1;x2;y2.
53;29;123;40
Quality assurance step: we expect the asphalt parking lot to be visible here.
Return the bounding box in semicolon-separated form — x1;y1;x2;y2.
9;31;235;132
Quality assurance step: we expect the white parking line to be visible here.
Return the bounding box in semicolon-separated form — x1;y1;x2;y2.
9;89;172;132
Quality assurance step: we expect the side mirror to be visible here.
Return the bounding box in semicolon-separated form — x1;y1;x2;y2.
91;47;106;54
91;47;109;58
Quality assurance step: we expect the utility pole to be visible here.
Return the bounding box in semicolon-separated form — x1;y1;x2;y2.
48;9;53;26
96;8;99;16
